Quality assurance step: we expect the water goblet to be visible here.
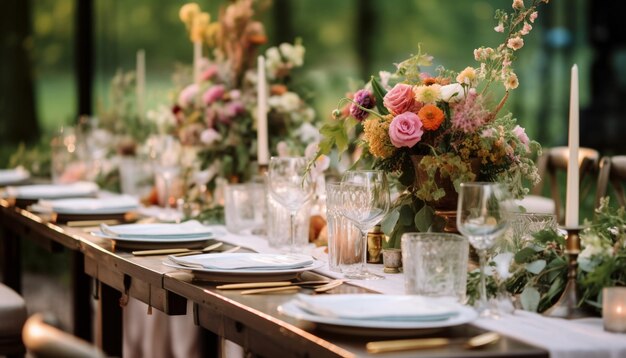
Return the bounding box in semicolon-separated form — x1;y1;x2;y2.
339;170;390;280
267;157;314;251
457;182;510;317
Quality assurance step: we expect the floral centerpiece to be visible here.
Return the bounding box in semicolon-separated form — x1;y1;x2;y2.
168;0;317;196
316;0;548;247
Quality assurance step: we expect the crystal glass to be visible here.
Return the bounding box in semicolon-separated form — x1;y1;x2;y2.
267;157;314;251
339;170;390;280
325;182;361;272
224;183;266;234
457;182;510;317
401;233;469;302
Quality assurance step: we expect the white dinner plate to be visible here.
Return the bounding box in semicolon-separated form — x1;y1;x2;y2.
278;295;477;330
0;168;30;186
168;253;315;270
100;220;213;238
90;230;213;243
5;181;99;200
163;259;324;275
34;196;139;215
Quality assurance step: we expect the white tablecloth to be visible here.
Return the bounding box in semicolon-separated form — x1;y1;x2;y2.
216;225;626;358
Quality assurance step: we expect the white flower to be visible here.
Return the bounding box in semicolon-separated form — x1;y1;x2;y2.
268;92;301;112
440;83;466;103
295;122;320;143
146;105;177;134
379;71;393;90
276;141;290;157
200;128;222;145
279;42;305;67
493;252;514;281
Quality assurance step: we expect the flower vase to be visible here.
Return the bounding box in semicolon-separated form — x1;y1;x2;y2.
410;155;481;233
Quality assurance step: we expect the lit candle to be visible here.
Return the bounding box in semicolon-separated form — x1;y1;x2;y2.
565;64;579;228
257;55;269;166
193;41;202;84
136;49;145;120
603;287;626;333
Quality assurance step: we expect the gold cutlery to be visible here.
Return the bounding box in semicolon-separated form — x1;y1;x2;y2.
170;242;224;257
313;279;345;293
67;219;121;228
216;280;334;290
133;242;223;257
366;332;501;354
240;286;301;295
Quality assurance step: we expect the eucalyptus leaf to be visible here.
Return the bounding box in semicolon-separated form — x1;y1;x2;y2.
520;286;540;312
545;277;564;301
414;205;434;232
399;205;415;226
514;247;536;264
525;259;546;274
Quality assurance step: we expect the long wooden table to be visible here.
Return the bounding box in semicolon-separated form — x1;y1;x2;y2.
0;199;549;358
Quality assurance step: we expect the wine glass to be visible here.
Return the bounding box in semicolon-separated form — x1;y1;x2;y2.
267;157;314;251
457;182;510;317
151;135;182;222
339;170;390;280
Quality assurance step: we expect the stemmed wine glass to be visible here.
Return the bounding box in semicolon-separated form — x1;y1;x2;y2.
339;170;390;280
151;135;181;222
457;182;510;317
268;157;314;251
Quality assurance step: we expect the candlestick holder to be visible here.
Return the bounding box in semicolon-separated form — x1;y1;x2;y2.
543;227;590;319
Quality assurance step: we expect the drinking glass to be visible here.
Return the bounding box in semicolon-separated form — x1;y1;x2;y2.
339;170;390;280
325;182;361;272
457;182;510;317
267;157;314;251
152;135;182;222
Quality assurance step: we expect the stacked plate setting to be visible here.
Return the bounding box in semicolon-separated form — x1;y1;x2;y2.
164;253;322;275
91;220;214;245
278;294;478;331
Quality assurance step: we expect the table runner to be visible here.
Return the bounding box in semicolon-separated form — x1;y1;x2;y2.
214;225;626;358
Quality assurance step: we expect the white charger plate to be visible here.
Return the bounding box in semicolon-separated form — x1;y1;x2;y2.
35;196;139;215
163;259;324;275
90;230;213;243
0;168;30;186
6;182;98;199
168;253;315;271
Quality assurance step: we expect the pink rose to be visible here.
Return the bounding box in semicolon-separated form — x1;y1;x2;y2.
388;112;424;148
513;125;530;150
177;84;199;108
383;83;418;115
202;85;225;105
200;128;222;145
224;101;245;117
200;65;219;81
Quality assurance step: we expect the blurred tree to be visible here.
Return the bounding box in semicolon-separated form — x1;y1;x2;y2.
0;0;40;145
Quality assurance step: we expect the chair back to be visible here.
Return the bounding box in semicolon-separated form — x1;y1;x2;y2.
595;155;626;208
531;146;600;222
22;314;107;358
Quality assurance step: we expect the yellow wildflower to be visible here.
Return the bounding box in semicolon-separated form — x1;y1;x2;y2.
456;67;477;85
179;3;201;24
363;116;396;159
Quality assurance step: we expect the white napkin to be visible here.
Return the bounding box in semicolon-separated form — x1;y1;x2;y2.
294;294;460;321
0;167;30;186
168;253;314;270
6;181;98;199
33;195;139;214
100;220;213;238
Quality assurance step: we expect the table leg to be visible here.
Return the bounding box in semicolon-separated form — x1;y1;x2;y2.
1;227;21;293
97;281;122;357
71;250;92;342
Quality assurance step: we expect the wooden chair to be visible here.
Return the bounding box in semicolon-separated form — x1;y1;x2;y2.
595;155;626;208
22;314;106;358
529;146;600;222
0;283;27;357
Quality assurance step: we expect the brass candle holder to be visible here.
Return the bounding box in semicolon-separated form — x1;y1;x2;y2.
543;227;590;319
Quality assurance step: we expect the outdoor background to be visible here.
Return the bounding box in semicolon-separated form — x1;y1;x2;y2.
1;0;625;331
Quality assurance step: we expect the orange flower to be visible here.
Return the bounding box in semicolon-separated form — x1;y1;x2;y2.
418;104;445;131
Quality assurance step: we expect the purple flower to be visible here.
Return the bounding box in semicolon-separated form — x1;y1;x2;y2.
349;89;375;121
202;85;225;105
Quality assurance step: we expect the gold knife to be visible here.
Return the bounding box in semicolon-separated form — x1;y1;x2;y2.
216;281;293;290
366;332;500;354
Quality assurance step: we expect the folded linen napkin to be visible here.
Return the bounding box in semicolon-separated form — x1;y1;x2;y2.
294;294;460;321
100;220;213;238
